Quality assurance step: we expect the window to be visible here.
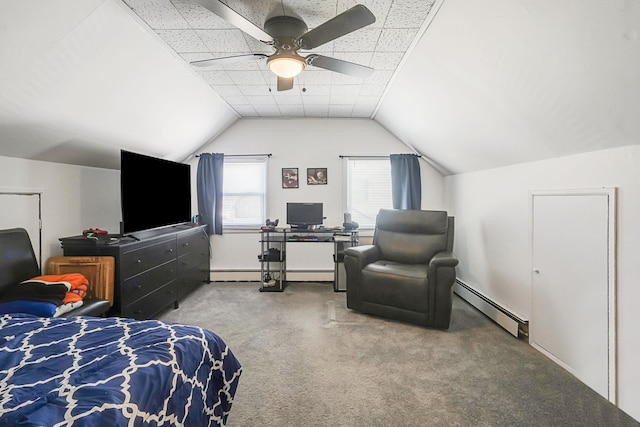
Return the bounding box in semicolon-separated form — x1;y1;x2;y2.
345;158;392;228
222;158;267;228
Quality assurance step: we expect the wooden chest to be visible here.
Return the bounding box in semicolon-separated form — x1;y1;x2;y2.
46;256;115;306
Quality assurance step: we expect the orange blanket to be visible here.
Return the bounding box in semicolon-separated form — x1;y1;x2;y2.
30;273;89;304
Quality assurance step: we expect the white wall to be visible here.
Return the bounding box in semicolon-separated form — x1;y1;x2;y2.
189;118;445;279
0;155;120;265
444;145;640;421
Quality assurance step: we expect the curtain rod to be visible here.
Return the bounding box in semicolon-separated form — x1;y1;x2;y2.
196;153;272;158
338;154;421;159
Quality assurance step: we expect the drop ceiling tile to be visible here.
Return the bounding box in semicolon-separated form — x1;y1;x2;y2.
274;94;304;105
233;104;259;116
253;104;282;116
172;0;235;29
180;52;212;62
385;0;435;28
303;95;331;105
337;0;392;29
221;95;250;105
240;85;273;96
329;105;354;116
356;95;381;106
211;85;244;96
352;103;376;117
330;94;359;104
365;69;394;85
229;70;269;86
197;70;235;85
278;105;306;116
298;70;332;85
300;84;331;96
304;104;329;117
125;0;189;29
247;95;277;106
330;84;361;97
331;73;365;85
370;51;404;70
375;28;419;52
156;29;208;52
333;28;382;52
359;84;387;96
196;29;252;52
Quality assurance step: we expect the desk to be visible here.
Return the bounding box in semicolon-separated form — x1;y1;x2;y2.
258;228;358;292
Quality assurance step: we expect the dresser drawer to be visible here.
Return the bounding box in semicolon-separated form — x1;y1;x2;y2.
121;238;177;278
177;249;209;275
178;261;209;299
122;281;177;319
121;259;177;304
177;229;209;257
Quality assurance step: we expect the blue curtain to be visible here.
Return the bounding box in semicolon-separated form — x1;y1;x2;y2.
197;153;224;235
390;154;421;210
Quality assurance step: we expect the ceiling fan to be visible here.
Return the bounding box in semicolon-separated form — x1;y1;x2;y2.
191;0;376;91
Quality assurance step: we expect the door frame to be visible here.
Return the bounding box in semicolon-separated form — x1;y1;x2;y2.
529;187;617;404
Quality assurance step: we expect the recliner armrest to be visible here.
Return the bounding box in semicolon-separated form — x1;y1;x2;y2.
429;251;459;268
344;245;380;267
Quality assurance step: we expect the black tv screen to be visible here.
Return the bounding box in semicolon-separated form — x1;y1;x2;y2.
121;150;191;234
286;202;323;229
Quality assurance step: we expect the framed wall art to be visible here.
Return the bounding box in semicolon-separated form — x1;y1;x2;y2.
282;168;299;188
307;168;327;185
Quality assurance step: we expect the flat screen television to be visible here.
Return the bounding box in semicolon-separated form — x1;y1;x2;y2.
121;150;191;235
286;202;323;229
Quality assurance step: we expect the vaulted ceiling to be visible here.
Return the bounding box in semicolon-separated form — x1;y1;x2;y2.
1;0;639;174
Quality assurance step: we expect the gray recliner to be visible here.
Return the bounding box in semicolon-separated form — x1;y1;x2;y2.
344;209;459;329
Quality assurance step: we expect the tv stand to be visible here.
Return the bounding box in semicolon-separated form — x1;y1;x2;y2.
60;224;210;319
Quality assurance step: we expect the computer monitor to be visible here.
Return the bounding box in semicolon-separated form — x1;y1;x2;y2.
286;202;323;229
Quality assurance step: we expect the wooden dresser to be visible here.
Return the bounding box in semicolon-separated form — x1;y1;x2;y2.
59;224;209;319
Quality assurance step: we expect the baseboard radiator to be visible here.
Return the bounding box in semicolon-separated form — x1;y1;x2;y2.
453;279;529;338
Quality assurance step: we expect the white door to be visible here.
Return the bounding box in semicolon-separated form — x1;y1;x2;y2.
530;189;616;402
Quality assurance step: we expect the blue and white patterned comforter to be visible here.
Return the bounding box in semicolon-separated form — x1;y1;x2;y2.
0;314;241;426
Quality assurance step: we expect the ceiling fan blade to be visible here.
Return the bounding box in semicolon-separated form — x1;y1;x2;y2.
190;54;267;67
298;5;376;50
196;0;273;43
277;76;294;91
305;55;374;80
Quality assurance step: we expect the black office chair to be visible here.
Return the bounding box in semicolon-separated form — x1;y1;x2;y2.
344;209;458;329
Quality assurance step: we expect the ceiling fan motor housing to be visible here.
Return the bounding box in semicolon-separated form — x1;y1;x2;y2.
265;16;308;76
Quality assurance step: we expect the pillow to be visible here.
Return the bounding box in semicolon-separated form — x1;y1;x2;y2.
0;300;58;317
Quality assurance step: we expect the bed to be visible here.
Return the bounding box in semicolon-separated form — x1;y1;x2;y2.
0;228;242;426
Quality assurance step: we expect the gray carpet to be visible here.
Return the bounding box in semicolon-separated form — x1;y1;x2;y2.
158;282;638;427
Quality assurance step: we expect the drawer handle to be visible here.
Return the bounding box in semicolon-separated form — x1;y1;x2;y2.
136;259;142;264
168;248;174;253
136;284;142;290
183;243;189;247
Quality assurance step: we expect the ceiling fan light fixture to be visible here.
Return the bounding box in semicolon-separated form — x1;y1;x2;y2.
268;56;305;78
